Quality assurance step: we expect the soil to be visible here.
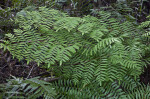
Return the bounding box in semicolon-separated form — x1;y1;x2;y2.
0;49;50;83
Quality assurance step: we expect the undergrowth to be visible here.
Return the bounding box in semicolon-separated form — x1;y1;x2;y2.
0;6;150;99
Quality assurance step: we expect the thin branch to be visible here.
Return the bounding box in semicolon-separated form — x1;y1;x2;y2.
26;64;35;79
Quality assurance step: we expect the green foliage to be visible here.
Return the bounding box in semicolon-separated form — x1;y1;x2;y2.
1;6;145;84
53;76;150;99
139;15;150;29
1;76;150;99
1;6;149;98
93;0;149;23
0;76;56;99
138;15;150;67
55;0;93;15
0;0;55;40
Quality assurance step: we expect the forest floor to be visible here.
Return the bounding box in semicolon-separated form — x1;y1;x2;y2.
0;49;51;83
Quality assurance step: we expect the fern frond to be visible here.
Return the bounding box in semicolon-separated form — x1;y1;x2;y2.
54;17;83;32
1;77;56;99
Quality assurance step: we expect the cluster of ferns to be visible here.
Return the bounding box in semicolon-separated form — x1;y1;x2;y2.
1;6;150;99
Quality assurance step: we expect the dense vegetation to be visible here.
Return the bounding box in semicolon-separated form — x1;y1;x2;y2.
1;0;150;98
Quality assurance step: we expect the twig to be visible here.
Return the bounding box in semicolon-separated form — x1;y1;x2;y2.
26;64;35;79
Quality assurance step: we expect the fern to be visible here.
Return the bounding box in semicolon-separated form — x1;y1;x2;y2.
138;14;150;66
53;76;150;99
127;84;150;99
0;6;149;98
139;15;150;28
2;6;145;84
0;76;56;99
